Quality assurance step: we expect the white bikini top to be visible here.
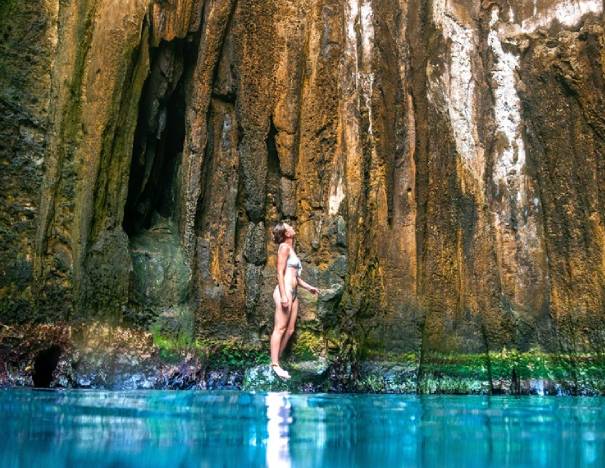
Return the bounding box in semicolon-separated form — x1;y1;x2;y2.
286;248;302;274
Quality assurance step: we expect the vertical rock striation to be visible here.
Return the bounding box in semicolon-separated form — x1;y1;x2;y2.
1;0;604;388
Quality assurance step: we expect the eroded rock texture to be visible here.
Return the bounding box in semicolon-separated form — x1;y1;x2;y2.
1;0;604;381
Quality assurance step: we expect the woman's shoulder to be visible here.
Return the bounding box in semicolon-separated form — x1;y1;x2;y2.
278;242;291;254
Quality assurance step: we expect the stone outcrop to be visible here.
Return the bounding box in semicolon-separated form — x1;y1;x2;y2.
1;0;604;390
2;323;603;394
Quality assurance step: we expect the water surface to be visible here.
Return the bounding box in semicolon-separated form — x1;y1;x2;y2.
1;389;604;467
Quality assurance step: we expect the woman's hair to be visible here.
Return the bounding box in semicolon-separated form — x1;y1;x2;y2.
272;223;288;244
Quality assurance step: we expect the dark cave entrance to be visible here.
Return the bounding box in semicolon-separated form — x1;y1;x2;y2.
32;345;61;388
123;39;195;236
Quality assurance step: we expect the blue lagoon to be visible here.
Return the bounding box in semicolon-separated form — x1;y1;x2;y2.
1;389;604;467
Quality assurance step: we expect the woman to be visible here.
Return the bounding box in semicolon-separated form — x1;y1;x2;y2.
270;222;319;379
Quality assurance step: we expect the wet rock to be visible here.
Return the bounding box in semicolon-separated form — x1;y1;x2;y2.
243;365;278;390
287;358;329;379
205;369;244;390
158;355;205;390
357;361;418;393
115;373;157;390
242;359;330;392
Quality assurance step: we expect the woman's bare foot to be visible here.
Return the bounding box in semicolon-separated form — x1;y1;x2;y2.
271;363;291;380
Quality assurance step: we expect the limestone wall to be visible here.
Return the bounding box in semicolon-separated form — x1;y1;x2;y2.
1;0;604;369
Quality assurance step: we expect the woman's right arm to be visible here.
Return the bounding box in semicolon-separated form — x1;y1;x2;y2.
276;243;290;308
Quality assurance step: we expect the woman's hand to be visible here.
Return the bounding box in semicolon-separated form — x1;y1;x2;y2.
280;296;290;310
298;277;319;295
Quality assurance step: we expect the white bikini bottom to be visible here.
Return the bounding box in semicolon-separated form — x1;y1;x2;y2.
274;284;297;301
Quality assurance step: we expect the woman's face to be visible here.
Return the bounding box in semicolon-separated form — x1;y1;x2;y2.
284;223;296;238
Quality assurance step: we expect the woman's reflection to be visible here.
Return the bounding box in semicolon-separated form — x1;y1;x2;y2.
265;392;292;468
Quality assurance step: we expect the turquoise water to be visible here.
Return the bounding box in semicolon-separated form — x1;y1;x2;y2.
1;389;604;467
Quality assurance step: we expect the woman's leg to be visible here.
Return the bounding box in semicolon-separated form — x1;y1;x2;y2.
270;286;291;366
279;296;299;357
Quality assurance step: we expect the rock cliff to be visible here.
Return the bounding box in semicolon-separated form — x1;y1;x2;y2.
1;0;604;391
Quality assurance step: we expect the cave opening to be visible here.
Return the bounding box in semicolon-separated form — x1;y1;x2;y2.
123;38;196;236
32;345;61;388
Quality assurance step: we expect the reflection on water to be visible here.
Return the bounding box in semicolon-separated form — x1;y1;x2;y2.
1;389;604;467
266;392;291;468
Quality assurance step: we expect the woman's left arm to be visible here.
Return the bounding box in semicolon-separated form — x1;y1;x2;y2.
297;277;319;295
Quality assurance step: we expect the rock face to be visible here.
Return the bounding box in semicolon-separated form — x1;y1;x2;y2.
1;0;605;385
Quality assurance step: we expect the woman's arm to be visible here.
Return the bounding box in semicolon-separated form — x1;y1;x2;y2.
276;243;290;307
297;277;319;294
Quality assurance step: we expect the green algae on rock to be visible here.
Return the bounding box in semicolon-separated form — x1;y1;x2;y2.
2;323;605;394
